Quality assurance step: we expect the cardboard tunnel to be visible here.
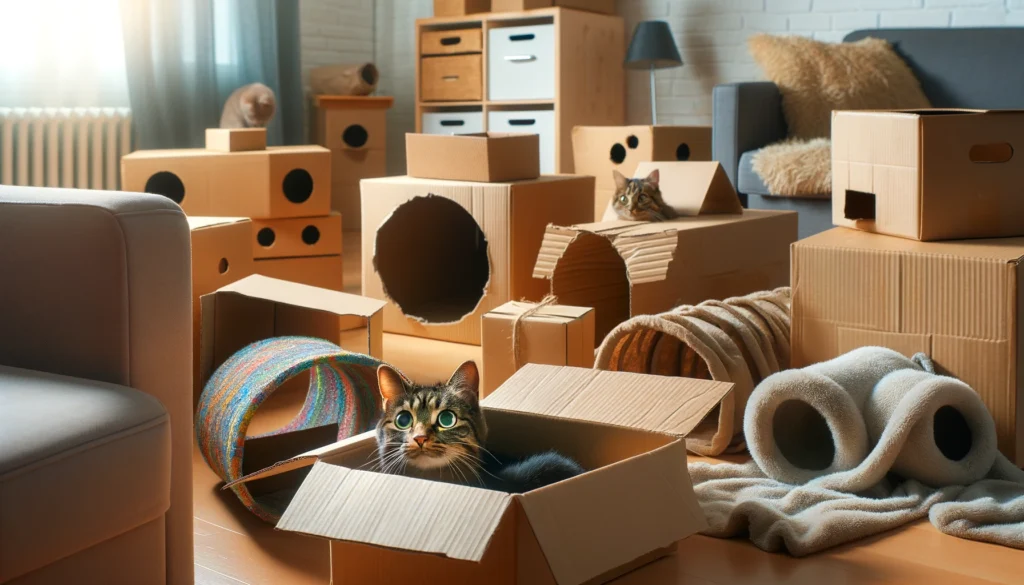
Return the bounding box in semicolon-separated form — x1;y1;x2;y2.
361;174;594;345
232;364;733;585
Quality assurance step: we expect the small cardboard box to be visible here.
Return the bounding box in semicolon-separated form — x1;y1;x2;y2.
405;132;540;183
205;128;267;152
122;145;331;219
433;0;490;17
251;212;342;259
233;364;731;585
313;96;393;152
254;255;344;293
573;126;713;219
491;0;616;14
199;275;384;389
481;301;595;395
189;217;255;402
792;227;1024;464
361;174;594;345
832;109;1024;241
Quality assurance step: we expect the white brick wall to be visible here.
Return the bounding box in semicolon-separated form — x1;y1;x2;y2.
299;0;1024;166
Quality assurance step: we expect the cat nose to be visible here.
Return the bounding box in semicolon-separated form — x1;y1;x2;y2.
413;435;427;447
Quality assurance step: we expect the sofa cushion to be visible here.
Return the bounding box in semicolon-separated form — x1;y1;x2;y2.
0;365;170;582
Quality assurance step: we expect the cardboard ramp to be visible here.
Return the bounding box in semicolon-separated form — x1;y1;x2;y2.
232;364;733;585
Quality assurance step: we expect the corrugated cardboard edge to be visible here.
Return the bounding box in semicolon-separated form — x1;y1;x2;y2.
533;223;679;285
533;225;580;280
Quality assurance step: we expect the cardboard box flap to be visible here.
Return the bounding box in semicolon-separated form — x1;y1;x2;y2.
481;364;734;438
800;227;1024;263
188;216;250;230
634;161;743;216
487;301;592;323
516;440;705;585
277;462;513;562
219;274;386;318
611;229;679;285
224;431;375;489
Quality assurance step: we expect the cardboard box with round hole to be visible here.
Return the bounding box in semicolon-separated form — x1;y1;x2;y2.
250;212;342;260
572;125;712;219
360;174;594;345
121;145;331;219
313;96;393;152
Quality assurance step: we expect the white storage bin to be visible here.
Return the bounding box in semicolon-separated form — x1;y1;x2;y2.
488;109;555;174
422;111;485;135
488;24;556;101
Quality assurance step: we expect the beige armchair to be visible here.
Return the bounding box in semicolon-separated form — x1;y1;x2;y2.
0;186;193;585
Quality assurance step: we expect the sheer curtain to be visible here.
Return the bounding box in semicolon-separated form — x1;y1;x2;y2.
119;0;302;149
0;0;131;108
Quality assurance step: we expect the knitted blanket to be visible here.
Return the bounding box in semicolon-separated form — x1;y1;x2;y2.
596;287;791;456
689;347;1024;556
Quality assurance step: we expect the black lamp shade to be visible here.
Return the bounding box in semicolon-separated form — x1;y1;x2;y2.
625;21;683;69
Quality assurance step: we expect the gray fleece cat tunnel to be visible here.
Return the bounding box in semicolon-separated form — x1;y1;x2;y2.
745;346;1000;488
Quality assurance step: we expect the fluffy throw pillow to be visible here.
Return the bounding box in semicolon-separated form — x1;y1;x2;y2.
748;34;931;140
752;138;832;198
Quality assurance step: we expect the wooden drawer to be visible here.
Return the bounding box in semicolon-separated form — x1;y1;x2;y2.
422;29;482;55
421;55;482;102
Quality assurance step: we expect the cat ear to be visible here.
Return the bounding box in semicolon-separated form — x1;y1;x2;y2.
612;169;628;191
446;360;480;401
377;364;407;406
645;168;660;187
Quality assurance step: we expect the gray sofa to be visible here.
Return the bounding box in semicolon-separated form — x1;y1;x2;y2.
712;27;1024;239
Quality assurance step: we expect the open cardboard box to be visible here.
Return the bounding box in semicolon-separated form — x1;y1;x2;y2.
231;364;731;585
536;163;796;340
405;132;540;183
832;109;1024;241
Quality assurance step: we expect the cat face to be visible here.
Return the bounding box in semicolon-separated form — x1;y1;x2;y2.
375;361;487;476
611;169;666;221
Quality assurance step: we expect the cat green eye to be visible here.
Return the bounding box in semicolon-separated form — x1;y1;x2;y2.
437;409;457;429
394;410;413;430
618;195;628;205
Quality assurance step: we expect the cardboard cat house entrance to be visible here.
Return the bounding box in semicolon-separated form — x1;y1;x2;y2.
535;162;798;341
230;364;734;585
360;174;594;345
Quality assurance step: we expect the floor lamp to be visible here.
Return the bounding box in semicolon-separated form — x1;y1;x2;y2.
625;21;684;125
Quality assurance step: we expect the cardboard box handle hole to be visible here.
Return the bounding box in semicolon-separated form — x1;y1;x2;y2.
969;143;1013;164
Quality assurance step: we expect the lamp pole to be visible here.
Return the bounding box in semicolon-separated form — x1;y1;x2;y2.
650;64;657;125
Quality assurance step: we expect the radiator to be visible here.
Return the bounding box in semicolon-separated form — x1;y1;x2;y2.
0;107;132;191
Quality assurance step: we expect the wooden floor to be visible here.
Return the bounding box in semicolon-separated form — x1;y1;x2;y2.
193;232;1024;584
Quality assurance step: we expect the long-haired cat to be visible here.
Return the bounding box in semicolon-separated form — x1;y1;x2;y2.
611;168;677;222
220;82;277;129
375;361;584;493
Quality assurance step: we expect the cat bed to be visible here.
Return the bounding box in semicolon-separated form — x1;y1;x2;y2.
196;336;386;521
689;346;1024;556
595;287;791;456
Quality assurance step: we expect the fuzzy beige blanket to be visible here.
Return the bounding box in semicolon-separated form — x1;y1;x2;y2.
595;288;791;456
751;138;832;198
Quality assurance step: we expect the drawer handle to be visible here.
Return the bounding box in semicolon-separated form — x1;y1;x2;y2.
509;33;535;41
442;75;460;81
440;37;462;46
440;120;466;126
504;55;537;63
508;119;536;126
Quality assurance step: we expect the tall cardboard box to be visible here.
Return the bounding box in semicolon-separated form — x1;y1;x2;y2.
232;364;734;585
573;125;712;219
361;174;594;345
792;227;1024;464
832;109;1024;241
481;301;595;395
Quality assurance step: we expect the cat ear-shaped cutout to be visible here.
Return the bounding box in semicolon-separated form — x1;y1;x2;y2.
446;360;480;402
612;169;628;192
377;364;407;406
644;168;660;187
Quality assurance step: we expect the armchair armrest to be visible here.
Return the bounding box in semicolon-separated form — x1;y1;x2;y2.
712;81;788;190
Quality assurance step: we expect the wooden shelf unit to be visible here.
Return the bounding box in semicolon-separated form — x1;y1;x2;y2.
415;7;625;174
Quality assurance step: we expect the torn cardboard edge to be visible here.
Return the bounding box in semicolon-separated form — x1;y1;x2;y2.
230;364;728;584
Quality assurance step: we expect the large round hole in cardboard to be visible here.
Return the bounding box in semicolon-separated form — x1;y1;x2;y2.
218;258;229;274
343;124;369;149
282;169;314;204
375;195;489;324
145;171;186;204
609;143;627;164
302;225;321;245
676;143;691;161
934;405;972;461
773;399;834;471
257;227;276;247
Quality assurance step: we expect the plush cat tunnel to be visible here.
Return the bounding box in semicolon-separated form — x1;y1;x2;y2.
196;336;386;521
595;287;791;456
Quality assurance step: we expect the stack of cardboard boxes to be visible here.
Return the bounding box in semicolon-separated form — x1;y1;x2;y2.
793;109;1024;465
